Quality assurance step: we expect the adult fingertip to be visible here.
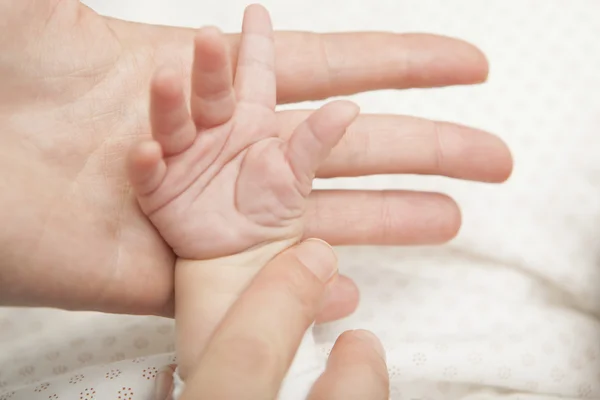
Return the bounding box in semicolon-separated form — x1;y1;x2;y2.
422;193;461;243
469;43;489;83
450;36;490;84
490;135;514;183
310;330;389;400
443;194;462;241
315;275;359;324
400;33;490;87
153;365;176;400
350;330;386;361
294;238;338;283
335;100;361;118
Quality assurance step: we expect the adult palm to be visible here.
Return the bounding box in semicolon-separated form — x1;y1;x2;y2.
0;0;511;316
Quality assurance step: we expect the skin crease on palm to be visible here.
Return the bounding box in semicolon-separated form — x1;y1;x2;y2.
0;0;513;318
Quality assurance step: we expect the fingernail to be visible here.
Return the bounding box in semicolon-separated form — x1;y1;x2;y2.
296;238;337;282
353;330;386;361
153;365;175;400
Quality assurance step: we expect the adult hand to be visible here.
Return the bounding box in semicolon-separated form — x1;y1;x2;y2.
152;239;389;400
0;0;512;316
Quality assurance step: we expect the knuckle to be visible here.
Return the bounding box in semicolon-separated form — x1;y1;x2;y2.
355;124;372;166
376;192;397;243
431;120;448;174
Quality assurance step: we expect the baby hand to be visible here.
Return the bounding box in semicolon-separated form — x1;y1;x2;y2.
126;5;359;261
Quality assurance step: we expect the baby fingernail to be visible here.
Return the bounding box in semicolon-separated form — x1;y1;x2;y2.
296;238;337;282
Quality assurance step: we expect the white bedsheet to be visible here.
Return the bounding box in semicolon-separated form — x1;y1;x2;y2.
1;1;599;399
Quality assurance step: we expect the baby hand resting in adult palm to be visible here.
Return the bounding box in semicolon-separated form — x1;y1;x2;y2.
126;3;358;391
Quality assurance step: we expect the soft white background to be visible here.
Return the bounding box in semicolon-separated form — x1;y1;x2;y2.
1;1;599;399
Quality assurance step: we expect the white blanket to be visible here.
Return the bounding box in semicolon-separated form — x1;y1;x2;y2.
1;1;599;399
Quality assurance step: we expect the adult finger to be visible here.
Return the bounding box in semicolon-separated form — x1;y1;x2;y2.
150;276;359;399
308;330;389;400
226;32;489;103
153;364;177;400
304;190;462;245
140;27;488;102
315;274;359;324
278;111;513;183
181;239;337;400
